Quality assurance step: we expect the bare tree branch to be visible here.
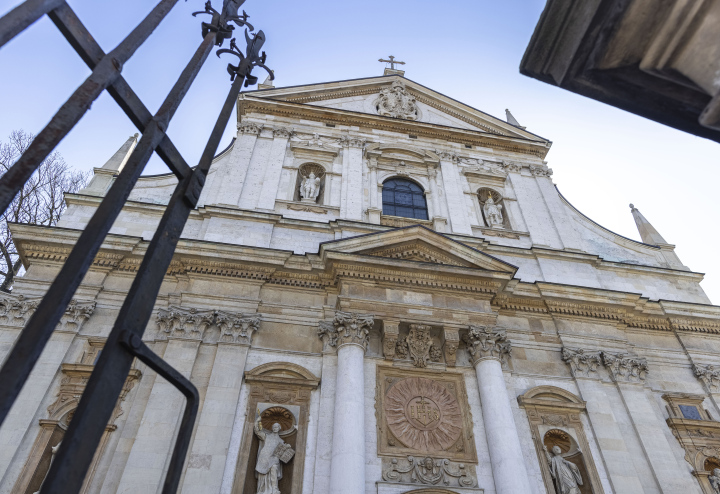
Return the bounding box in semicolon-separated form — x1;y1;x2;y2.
0;130;90;292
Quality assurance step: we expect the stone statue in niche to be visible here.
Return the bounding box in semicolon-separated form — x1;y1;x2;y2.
254;420;295;494
300;172;321;202
544;445;583;494
711;468;720;494
34;441;61;494
483;194;504;229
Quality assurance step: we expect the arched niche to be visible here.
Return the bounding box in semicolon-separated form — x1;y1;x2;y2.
294;162;328;204
477;187;510;230
518;385;604;494
233;362;320;494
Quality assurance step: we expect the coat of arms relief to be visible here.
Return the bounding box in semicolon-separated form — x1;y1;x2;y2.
374;80;419;120
376;366;478;489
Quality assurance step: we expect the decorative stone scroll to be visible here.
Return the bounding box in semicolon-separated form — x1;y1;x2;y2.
395;324;442;368
374;80;419;120
317;311;375;351
376;366;477;463
156;306;260;343
0;294;95;333
561;347;603;378
601;352;648;383
463;325;511;365
382;456;477;488
695;364;720;392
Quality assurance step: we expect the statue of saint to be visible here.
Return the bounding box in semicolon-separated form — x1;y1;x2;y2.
483;195;504;228
254;421;294;494
34;441;61;494
544;445;583;494
300;172;321;201
710;468;720;494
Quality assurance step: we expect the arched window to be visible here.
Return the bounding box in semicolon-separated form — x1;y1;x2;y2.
382;178;428;220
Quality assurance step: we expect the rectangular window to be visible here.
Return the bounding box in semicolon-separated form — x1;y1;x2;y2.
679;405;702;420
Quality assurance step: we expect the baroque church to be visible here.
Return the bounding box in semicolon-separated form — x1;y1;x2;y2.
1;63;720;494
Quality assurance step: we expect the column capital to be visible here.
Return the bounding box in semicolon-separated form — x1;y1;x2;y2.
272;126;295;139
339;136;367;148
435;150;459;163
464;325;511;365
318;311;375;352
237;121;263;135
601;351;648;383
693;363;720;392
561;347;603;379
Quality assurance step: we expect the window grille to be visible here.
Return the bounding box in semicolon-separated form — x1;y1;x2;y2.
382;178;428;220
0;1;273;492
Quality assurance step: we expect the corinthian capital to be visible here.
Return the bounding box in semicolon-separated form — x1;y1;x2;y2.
693;363;720;391
464;325;511;365
435;150;459;162
561;347;602;378
238;122;263;135
601;352;648;383
272;126;294;139
339;136;367;148
318;311;375;351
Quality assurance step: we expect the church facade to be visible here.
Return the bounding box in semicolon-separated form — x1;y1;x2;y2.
1;68;720;494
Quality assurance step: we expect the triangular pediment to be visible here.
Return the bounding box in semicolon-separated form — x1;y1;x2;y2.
247;75;547;143
319;225;517;274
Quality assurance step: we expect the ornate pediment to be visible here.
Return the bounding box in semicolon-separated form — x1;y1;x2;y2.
319;225;518;274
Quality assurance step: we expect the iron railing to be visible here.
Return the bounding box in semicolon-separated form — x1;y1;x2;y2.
0;1;273;492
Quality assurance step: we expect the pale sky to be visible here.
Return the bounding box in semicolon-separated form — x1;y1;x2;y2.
1;0;719;302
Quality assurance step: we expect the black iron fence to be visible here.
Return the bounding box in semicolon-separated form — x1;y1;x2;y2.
0;1;273;492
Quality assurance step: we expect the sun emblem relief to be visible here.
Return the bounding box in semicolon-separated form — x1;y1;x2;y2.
384;377;463;452
374;80;419;120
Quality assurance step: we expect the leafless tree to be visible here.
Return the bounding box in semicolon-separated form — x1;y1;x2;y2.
0;130;90;292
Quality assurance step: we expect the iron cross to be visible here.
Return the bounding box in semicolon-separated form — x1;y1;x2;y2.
379;55;405;70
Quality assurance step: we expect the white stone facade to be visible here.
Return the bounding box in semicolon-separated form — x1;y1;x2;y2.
1;74;719;494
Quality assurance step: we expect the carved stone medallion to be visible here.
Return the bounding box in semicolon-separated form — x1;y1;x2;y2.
384;377;463;452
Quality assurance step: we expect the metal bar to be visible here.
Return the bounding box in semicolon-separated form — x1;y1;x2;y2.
0;0;182;217
0;0;64;49
39;71;246;494
119;331;199;494
49;5;191;178
0;32;217;428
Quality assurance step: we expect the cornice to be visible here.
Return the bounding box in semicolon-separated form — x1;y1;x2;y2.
238;96;550;159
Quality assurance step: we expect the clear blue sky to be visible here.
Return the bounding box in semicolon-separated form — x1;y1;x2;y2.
1;0;719;302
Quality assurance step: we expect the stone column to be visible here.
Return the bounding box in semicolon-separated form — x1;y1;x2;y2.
211;121;262;208
256;127;293;210
464;325;532;494
436;151;472;235
318;311;374;494
180;314;259;494
339;137;366;221
601;352;698;493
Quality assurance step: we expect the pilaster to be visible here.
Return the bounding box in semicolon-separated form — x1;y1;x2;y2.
256;127;294;210
436;151;472;235
339;137;366;221
211;121;262;208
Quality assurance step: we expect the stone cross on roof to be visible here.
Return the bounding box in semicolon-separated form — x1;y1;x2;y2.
379;55;405;71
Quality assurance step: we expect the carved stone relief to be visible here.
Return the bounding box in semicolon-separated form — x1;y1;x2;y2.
156;306;260;343
374;80;419;120
318;311;375;351
395;324;442;368
601;352;648;383
561;348;603;378
443;328;460;367
238;122;263;134
0;294;95;332
376;366;477;463
382;320;400;361
463;325;511;365
695;364;720;392
381;456;477;488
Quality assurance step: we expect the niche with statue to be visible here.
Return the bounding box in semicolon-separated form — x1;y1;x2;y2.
477;188;508;230
294;163;326;204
